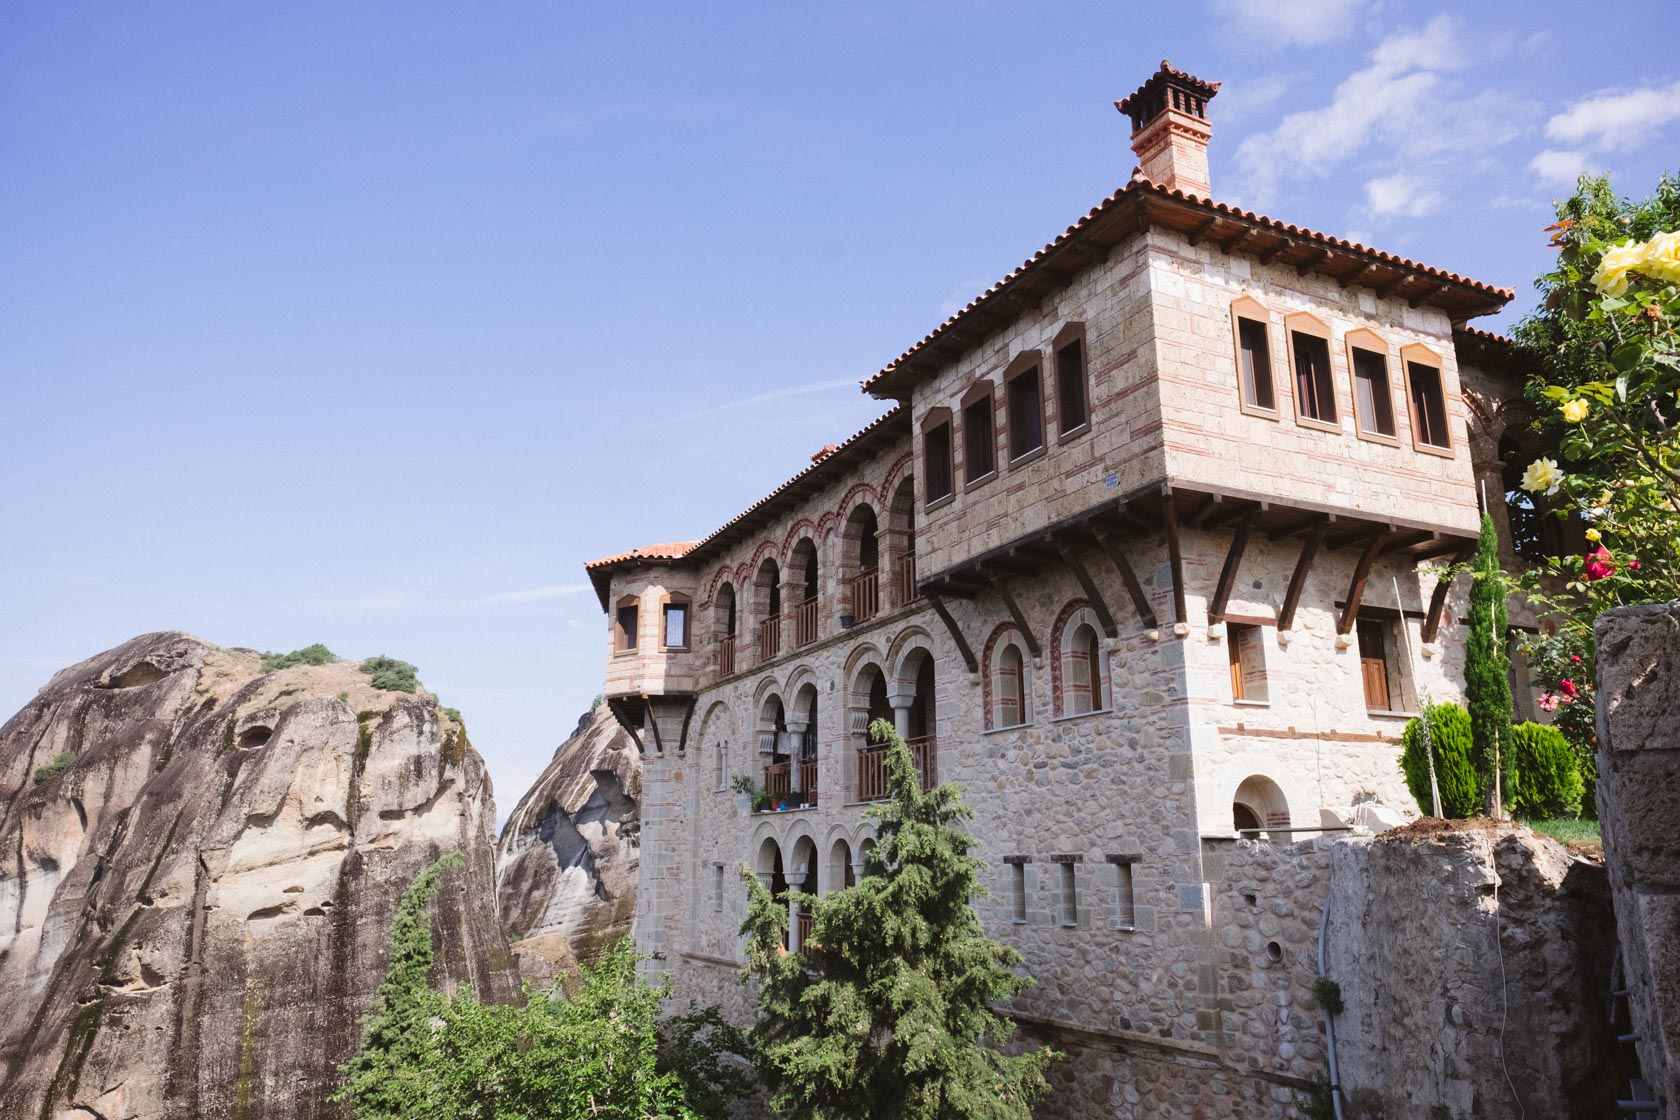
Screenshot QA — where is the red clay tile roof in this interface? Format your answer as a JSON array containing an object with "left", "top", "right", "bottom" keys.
[
  {"left": 1117, "top": 60, "right": 1220, "bottom": 117},
  {"left": 863, "top": 177, "right": 1515, "bottom": 397},
  {"left": 1453, "top": 325, "right": 1531, "bottom": 379},
  {"left": 584, "top": 542, "right": 699, "bottom": 570}
]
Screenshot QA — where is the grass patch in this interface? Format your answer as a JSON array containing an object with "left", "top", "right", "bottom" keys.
[
  {"left": 33, "top": 753, "right": 74, "bottom": 783},
  {"left": 359, "top": 655, "right": 418, "bottom": 693},
  {"left": 261, "top": 644, "right": 337, "bottom": 672},
  {"left": 1525, "top": 817, "right": 1601, "bottom": 846}
]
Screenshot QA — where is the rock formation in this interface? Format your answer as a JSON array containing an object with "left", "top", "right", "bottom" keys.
[
  {"left": 0, "top": 632, "right": 515, "bottom": 1120},
  {"left": 496, "top": 704, "right": 639, "bottom": 979}
]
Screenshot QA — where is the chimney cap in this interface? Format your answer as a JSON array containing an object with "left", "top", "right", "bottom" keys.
[{"left": 1115, "top": 60, "right": 1220, "bottom": 123}]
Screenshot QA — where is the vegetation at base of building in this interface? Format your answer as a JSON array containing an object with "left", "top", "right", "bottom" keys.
[
  {"left": 1463, "top": 513, "right": 1516, "bottom": 810},
  {"left": 1528, "top": 817, "right": 1603, "bottom": 847},
  {"left": 740, "top": 720, "right": 1059, "bottom": 1120},
  {"left": 260, "top": 644, "right": 337, "bottom": 672},
  {"left": 1296, "top": 1077, "right": 1336, "bottom": 1120},
  {"left": 359, "top": 656, "right": 419, "bottom": 693},
  {"left": 1310, "top": 977, "right": 1344, "bottom": 1016},
  {"left": 1510, "top": 174, "right": 1680, "bottom": 785},
  {"left": 1399, "top": 703, "right": 1482, "bottom": 818},
  {"left": 33, "top": 752, "right": 74, "bottom": 783},
  {"left": 1508, "top": 722, "right": 1587, "bottom": 819},
  {"left": 335, "top": 854, "right": 745, "bottom": 1119}
]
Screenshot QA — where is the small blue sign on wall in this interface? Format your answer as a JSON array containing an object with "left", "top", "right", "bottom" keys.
[{"left": 1104, "top": 473, "right": 1120, "bottom": 489}]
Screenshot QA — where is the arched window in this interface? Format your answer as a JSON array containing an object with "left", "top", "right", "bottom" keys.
[
  {"left": 887, "top": 476, "right": 919, "bottom": 606},
  {"left": 790, "top": 539, "right": 820, "bottom": 647},
  {"left": 714, "top": 581, "right": 738, "bottom": 675},
  {"left": 1063, "top": 622, "right": 1107, "bottom": 715},
  {"left": 843, "top": 505, "right": 881, "bottom": 624},
  {"left": 755, "top": 558, "right": 781, "bottom": 662},
  {"left": 995, "top": 643, "right": 1029, "bottom": 728},
  {"left": 1233, "top": 775, "right": 1290, "bottom": 836}
]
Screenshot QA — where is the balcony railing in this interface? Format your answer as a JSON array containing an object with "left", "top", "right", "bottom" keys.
[
  {"left": 795, "top": 596, "right": 818, "bottom": 647},
  {"left": 897, "top": 553, "right": 918, "bottom": 606},
  {"left": 796, "top": 909, "right": 814, "bottom": 950},
  {"left": 758, "top": 615, "right": 781, "bottom": 662},
  {"left": 856, "top": 734, "right": 936, "bottom": 802},
  {"left": 797, "top": 757, "right": 818, "bottom": 796},
  {"left": 716, "top": 634, "right": 736, "bottom": 677},
  {"left": 764, "top": 761, "right": 791, "bottom": 801},
  {"left": 851, "top": 568, "right": 880, "bottom": 624}
]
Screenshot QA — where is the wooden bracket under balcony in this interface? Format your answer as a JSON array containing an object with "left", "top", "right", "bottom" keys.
[
  {"left": 925, "top": 593, "right": 979, "bottom": 674},
  {"left": 1091, "top": 521, "right": 1159, "bottom": 631},
  {"left": 1338, "top": 528, "right": 1393, "bottom": 634},
  {"left": 1276, "top": 519, "right": 1328, "bottom": 632},
  {"left": 1422, "top": 546, "right": 1475, "bottom": 643},
  {"left": 1206, "top": 508, "right": 1259, "bottom": 626},
  {"left": 987, "top": 573, "right": 1043, "bottom": 659},
  {"left": 1054, "top": 543, "right": 1119, "bottom": 639}
]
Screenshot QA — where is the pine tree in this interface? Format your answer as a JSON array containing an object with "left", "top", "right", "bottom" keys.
[
  {"left": 1463, "top": 512, "right": 1515, "bottom": 814},
  {"left": 740, "top": 720, "right": 1059, "bottom": 1120}
]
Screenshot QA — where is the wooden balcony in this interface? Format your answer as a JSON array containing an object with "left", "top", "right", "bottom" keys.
[
  {"left": 716, "top": 634, "right": 736, "bottom": 677},
  {"left": 897, "top": 553, "right": 918, "bottom": 606},
  {"left": 851, "top": 568, "right": 880, "bottom": 624},
  {"left": 797, "top": 757, "right": 818, "bottom": 796},
  {"left": 758, "top": 615, "right": 781, "bottom": 662},
  {"left": 764, "top": 761, "right": 791, "bottom": 801},
  {"left": 795, "top": 596, "right": 818, "bottom": 647},
  {"left": 856, "top": 735, "right": 936, "bottom": 802},
  {"left": 796, "top": 909, "right": 814, "bottom": 950}
]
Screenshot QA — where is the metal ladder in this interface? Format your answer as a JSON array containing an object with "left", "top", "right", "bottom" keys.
[{"left": 1612, "top": 945, "right": 1660, "bottom": 1116}]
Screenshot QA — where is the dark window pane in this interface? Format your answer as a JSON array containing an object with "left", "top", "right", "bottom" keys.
[
  {"left": 1291, "top": 332, "right": 1337, "bottom": 424},
  {"left": 1351, "top": 348, "right": 1396, "bottom": 436},
  {"left": 1007, "top": 368, "right": 1043, "bottom": 459},
  {"left": 964, "top": 397, "right": 995, "bottom": 481},
  {"left": 617, "top": 605, "right": 638, "bottom": 650},
  {"left": 1056, "top": 339, "right": 1088, "bottom": 432},
  {"left": 1408, "top": 362, "right": 1450, "bottom": 447},
  {"left": 924, "top": 422, "right": 953, "bottom": 501},
  {"left": 1237, "top": 318, "right": 1275, "bottom": 411}
]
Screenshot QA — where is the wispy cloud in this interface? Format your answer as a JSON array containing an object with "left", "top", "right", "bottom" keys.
[
  {"left": 1530, "top": 79, "right": 1680, "bottom": 187},
  {"left": 649, "top": 378, "right": 861, "bottom": 426},
  {"left": 1211, "top": 0, "right": 1366, "bottom": 48},
  {"left": 463, "top": 584, "right": 592, "bottom": 608},
  {"left": 1363, "top": 172, "right": 1444, "bottom": 218}
]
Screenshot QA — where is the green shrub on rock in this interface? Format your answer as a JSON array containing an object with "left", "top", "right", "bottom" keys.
[
  {"left": 34, "top": 752, "right": 74, "bottom": 783},
  {"left": 261, "top": 644, "right": 337, "bottom": 672},
  {"left": 1509, "top": 721, "right": 1585, "bottom": 819},
  {"left": 1399, "top": 702, "right": 1483, "bottom": 818},
  {"left": 359, "top": 656, "right": 419, "bottom": 693}
]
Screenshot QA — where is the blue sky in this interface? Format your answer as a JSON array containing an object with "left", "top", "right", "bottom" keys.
[{"left": 4, "top": 2, "right": 1677, "bottom": 820}]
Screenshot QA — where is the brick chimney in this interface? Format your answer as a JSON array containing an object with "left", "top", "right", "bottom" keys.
[{"left": 1117, "top": 61, "right": 1220, "bottom": 198}]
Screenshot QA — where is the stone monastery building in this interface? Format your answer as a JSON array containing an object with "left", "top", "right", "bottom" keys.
[{"left": 587, "top": 63, "right": 1536, "bottom": 1117}]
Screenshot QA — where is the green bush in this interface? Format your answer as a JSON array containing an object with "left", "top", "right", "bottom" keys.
[
  {"left": 1399, "top": 702, "right": 1483, "bottom": 818},
  {"left": 359, "top": 656, "right": 419, "bottom": 694},
  {"left": 1509, "top": 721, "right": 1585, "bottom": 819},
  {"left": 262, "top": 644, "right": 338, "bottom": 672},
  {"left": 1311, "top": 977, "right": 1344, "bottom": 1016},
  {"left": 34, "top": 752, "right": 74, "bottom": 783}
]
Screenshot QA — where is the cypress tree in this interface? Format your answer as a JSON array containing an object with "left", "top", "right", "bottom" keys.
[
  {"left": 741, "top": 721, "right": 1059, "bottom": 1119},
  {"left": 1463, "top": 512, "right": 1515, "bottom": 814}
]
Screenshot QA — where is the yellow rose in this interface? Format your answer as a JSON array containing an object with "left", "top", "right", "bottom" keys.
[
  {"left": 1521, "top": 457, "right": 1564, "bottom": 496},
  {"left": 1585, "top": 527, "right": 1602, "bottom": 542},
  {"left": 1594, "top": 241, "right": 1640, "bottom": 297},
  {"left": 1561, "top": 399, "right": 1589, "bottom": 423},
  {"left": 1641, "top": 230, "right": 1680, "bottom": 284}
]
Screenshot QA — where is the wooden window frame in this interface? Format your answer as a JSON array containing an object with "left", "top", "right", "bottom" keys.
[
  {"left": 960, "top": 381, "right": 998, "bottom": 491},
  {"left": 614, "top": 595, "right": 639, "bottom": 655},
  {"left": 1345, "top": 328, "right": 1400, "bottom": 445},
  {"left": 1002, "top": 350, "right": 1047, "bottom": 467},
  {"left": 1401, "top": 343, "right": 1454, "bottom": 457},
  {"left": 1227, "top": 621, "right": 1270, "bottom": 705},
  {"left": 1285, "top": 312, "right": 1341, "bottom": 432},
  {"left": 1051, "top": 322, "right": 1091, "bottom": 442},
  {"left": 661, "top": 593, "right": 691, "bottom": 651},
  {"left": 921, "top": 407, "right": 955, "bottom": 510},
  {"left": 1229, "top": 297, "right": 1280, "bottom": 419}
]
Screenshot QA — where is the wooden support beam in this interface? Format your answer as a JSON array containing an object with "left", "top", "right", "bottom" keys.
[
  {"left": 1267, "top": 510, "right": 1330, "bottom": 541},
  {"left": 605, "top": 697, "right": 648, "bottom": 754},
  {"left": 1056, "top": 544, "right": 1119, "bottom": 638},
  {"left": 1204, "top": 500, "right": 1263, "bottom": 530},
  {"left": 1163, "top": 494, "right": 1188, "bottom": 625},
  {"left": 1412, "top": 538, "right": 1471, "bottom": 563},
  {"left": 1186, "top": 493, "right": 1222, "bottom": 529},
  {"left": 1092, "top": 524, "right": 1160, "bottom": 630},
  {"left": 1220, "top": 228, "right": 1257, "bottom": 255},
  {"left": 1337, "top": 528, "right": 1392, "bottom": 634},
  {"left": 1277, "top": 521, "right": 1328, "bottom": 632},
  {"left": 1409, "top": 283, "right": 1452, "bottom": 310},
  {"left": 1339, "top": 261, "right": 1380, "bottom": 289},
  {"left": 926, "top": 593, "right": 979, "bottom": 674},
  {"left": 642, "top": 695, "right": 665, "bottom": 753},
  {"left": 1420, "top": 547, "right": 1474, "bottom": 643},
  {"left": 1257, "top": 238, "right": 1293, "bottom": 265},
  {"left": 988, "top": 573, "right": 1043, "bottom": 659},
  {"left": 676, "top": 697, "right": 698, "bottom": 754},
  {"left": 1296, "top": 248, "right": 1331, "bottom": 276},
  {"left": 1186, "top": 216, "right": 1221, "bottom": 246},
  {"left": 1376, "top": 272, "right": 1411, "bottom": 299},
  {"left": 1380, "top": 529, "right": 1435, "bottom": 555},
  {"left": 1207, "top": 510, "right": 1259, "bottom": 625}
]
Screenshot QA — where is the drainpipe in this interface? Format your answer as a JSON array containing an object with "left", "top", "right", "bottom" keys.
[{"left": 1318, "top": 896, "right": 1346, "bottom": 1120}]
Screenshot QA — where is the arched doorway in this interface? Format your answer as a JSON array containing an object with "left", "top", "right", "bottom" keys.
[{"left": 1233, "top": 775, "right": 1289, "bottom": 836}]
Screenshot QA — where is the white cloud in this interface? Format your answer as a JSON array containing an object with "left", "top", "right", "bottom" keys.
[
  {"left": 1529, "top": 148, "right": 1597, "bottom": 188},
  {"left": 1544, "top": 80, "right": 1680, "bottom": 151},
  {"left": 1363, "top": 172, "right": 1444, "bottom": 218},
  {"left": 1230, "top": 16, "right": 1527, "bottom": 213},
  {"left": 1211, "top": 0, "right": 1366, "bottom": 48},
  {"left": 464, "top": 584, "right": 592, "bottom": 608},
  {"left": 1215, "top": 72, "right": 1299, "bottom": 128}
]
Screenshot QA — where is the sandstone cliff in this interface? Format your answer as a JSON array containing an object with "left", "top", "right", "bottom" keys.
[
  {"left": 496, "top": 704, "right": 639, "bottom": 977},
  {"left": 0, "top": 632, "right": 515, "bottom": 1120}
]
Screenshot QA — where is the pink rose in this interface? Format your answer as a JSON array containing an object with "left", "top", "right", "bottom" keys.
[
  {"left": 1583, "top": 546, "right": 1616, "bottom": 581},
  {"left": 1630, "top": 560, "right": 1642, "bottom": 571},
  {"left": 1538, "top": 693, "right": 1559, "bottom": 712}
]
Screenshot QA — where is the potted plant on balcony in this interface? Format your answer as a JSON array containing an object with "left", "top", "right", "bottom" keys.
[
  {"left": 775, "top": 795, "right": 795, "bottom": 812},
  {"left": 731, "top": 775, "right": 756, "bottom": 814},
  {"left": 753, "top": 789, "right": 772, "bottom": 813}
]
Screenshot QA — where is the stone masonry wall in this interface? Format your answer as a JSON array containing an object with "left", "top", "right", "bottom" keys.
[{"left": 1596, "top": 602, "right": 1680, "bottom": 1117}]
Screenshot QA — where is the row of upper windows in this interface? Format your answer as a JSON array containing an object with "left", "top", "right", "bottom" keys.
[
  {"left": 921, "top": 322, "right": 1091, "bottom": 508},
  {"left": 1230, "top": 298, "right": 1453, "bottom": 455},
  {"left": 614, "top": 596, "right": 689, "bottom": 654}
]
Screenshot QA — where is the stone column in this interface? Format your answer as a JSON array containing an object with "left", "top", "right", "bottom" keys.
[
  {"left": 1596, "top": 602, "right": 1680, "bottom": 1116},
  {"left": 889, "top": 697, "right": 913, "bottom": 741}
]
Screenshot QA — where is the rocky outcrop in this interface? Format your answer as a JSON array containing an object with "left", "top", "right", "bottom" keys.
[
  {"left": 0, "top": 633, "right": 515, "bottom": 1120},
  {"left": 496, "top": 705, "right": 639, "bottom": 976}
]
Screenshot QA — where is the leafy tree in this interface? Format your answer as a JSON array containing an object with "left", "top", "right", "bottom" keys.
[
  {"left": 1463, "top": 513, "right": 1515, "bottom": 813},
  {"left": 1508, "top": 722, "right": 1586, "bottom": 820},
  {"left": 1399, "top": 703, "right": 1482, "bottom": 819},
  {"left": 337, "top": 855, "right": 745, "bottom": 1119},
  {"left": 740, "top": 720, "right": 1058, "bottom": 1120}
]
